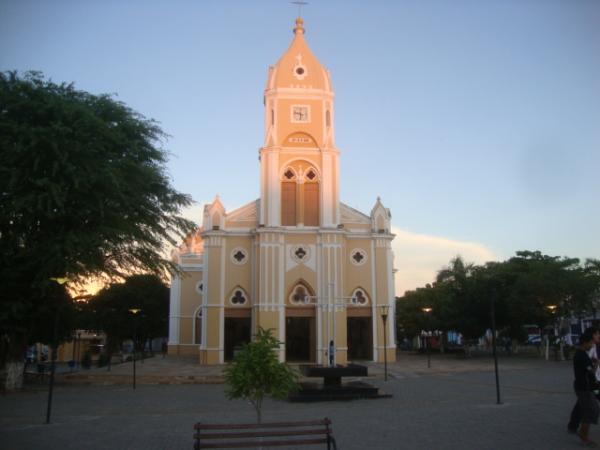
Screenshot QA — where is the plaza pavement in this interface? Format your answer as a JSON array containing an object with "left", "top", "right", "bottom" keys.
[{"left": 0, "top": 352, "right": 590, "bottom": 449}]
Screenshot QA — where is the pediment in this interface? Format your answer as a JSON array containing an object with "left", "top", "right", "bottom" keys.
[
  {"left": 226, "top": 199, "right": 259, "bottom": 223},
  {"left": 340, "top": 202, "right": 370, "bottom": 224}
]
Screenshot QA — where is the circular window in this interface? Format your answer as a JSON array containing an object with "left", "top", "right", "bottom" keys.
[
  {"left": 230, "top": 289, "right": 247, "bottom": 306},
  {"left": 293, "top": 65, "right": 307, "bottom": 80},
  {"left": 195, "top": 281, "right": 204, "bottom": 294},
  {"left": 351, "top": 289, "right": 369, "bottom": 306},
  {"left": 350, "top": 249, "right": 367, "bottom": 266},
  {"left": 289, "top": 285, "right": 310, "bottom": 305},
  {"left": 231, "top": 247, "right": 248, "bottom": 265},
  {"left": 291, "top": 245, "right": 310, "bottom": 264}
]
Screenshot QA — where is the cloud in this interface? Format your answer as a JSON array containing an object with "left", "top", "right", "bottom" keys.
[
  {"left": 179, "top": 203, "right": 204, "bottom": 227},
  {"left": 391, "top": 226, "right": 497, "bottom": 296}
]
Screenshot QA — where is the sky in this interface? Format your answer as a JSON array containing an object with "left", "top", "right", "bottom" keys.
[{"left": 1, "top": 0, "right": 599, "bottom": 295}]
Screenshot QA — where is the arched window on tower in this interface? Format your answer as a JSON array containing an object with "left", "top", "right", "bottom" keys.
[
  {"left": 281, "top": 168, "right": 297, "bottom": 226},
  {"left": 281, "top": 164, "right": 320, "bottom": 227},
  {"left": 303, "top": 167, "right": 319, "bottom": 226},
  {"left": 326, "top": 110, "right": 331, "bottom": 127}
]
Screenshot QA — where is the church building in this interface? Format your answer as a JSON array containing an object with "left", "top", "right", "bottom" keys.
[{"left": 168, "top": 18, "right": 396, "bottom": 365}]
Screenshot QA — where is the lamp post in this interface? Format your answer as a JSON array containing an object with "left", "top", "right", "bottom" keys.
[
  {"left": 129, "top": 308, "right": 142, "bottom": 390},
  {"left": 490, "top": 291, "right": 501, "bottom": 405},
  {"left": 46, "top": 276, "right": 69, "bottom": 424},
  {"left": 422, "top": 307, "right": 432, "bottom": 368},
  {"left": 381, "top": 305, "right": 389, "bottom": 381},
  {"left": 70, "top": 331, "right": 77, "bottom": 372},
  {"left": 76, "top": 331, "right": 81, "bottom": 368},
  {"left": 304, "top": 284, "right": 356, "bottom": 367},
  {"left": 546, "top": 305, "right": 558, "bottom": 361}
]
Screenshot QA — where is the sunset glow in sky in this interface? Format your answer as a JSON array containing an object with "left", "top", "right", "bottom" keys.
[{"left": 2, "top": 0, "right": 599, "bottom": 294}]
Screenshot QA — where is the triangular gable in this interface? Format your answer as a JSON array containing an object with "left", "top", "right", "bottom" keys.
[
  {"left": 226, "top": 199, "right": 259, "bottom": 223},
  {"left": 340, "top": 202, "right": 370, "bottom": 224}
]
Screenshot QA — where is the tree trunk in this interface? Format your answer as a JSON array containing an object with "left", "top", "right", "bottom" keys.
[
  {"left": 1, "top": 360, "right": 25, "bottom": 391},
  {"left": 1, "top": 333, "right": 28, "bottom": 392},
  {"left": 463, "top": 342, "right": 471, "bottom": 358}
]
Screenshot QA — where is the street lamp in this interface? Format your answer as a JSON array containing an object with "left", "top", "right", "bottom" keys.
[
  {"left": 76, "top": 331, "right": 81, "bottom": 369},
  {"left": 129, "top": 308, "right": 142, "bottom": 390},
  {"left": 46, "top": 276, "right": 70, "bottom": 424},
  {"left": 422, "top": 307, "right": 432, "bottom": 368},
  {"left": 303, "top": 283, "right": 356, "bottom": 367},
  {"left": 490, "top": 291, "right": 502, "bottom": 405},
  {"left": 380, "top": 305, "right": 390, "bottom": 382},
  {"left": 546, "top": 304, "right": 558, "bottom": 361}
]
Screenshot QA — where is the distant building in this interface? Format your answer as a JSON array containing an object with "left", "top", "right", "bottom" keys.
[{"left": 168, "top": 18, "right": 396, "bottom": 365}]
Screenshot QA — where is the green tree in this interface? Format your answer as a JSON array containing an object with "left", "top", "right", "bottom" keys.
[
  {"left": 86, "top": 274, "right": 169, "bottom": 359},
  {"left": 436, "top": 256, "right": 488, "bottom": 344},
  {"left": 0, "top": 71, "right": 196, "bottom": 388},
  {"left": 224, "top": 327, "right": 298, "bottom": 423},
  {"left": 396, "top": 284, "right": 438, "bottom": 341}
]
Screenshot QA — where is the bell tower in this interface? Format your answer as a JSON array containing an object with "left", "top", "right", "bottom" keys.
[{"left": 259, "top": 18, "right": 340, "bottom": 228}]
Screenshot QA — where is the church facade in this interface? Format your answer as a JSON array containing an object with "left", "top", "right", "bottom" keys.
[{"left": 168, "top": 18, "right": 396, "bottom": 365}]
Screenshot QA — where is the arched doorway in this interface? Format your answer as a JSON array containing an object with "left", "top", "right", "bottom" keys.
[
  {"left": 347, "top": 288, "right": 373, "bottom": 361},
  {"left": 224, "top": 287, "right": 251, "bottom": 361},
  {"left": 285, "top": 283, "right": 316, "bottom": 362}
]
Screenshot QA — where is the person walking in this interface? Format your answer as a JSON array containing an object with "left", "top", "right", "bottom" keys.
[
  {"left": 569, "top": 327, "right": 600, "bottom": 434},
  {"left": 570, "top": 328, "right": 600, "bottom": 446}
]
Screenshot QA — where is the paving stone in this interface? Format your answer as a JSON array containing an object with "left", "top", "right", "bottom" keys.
[{"left": 0, "top": 353, "right": 586, "bottom": 449}]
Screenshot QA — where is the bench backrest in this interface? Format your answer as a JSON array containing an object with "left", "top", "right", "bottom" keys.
[{"left": 193, "top": 418, "right": 336, "bottom": 449}]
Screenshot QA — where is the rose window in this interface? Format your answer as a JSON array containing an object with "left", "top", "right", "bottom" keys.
[
  {"left": 230, "top": 290, "right": 247, "bottom": 305},
  {"left": 290, "top": 285, "right": 310, "bottom": 305},
  {"left": 295, "top": 247, "right": 307, "bottom": 260},
  {"left": 231, "top": 247, "right": 248, "bottom": 265},
  {"left": 351, "top": 249, "right": 367, "bottom": 266}
]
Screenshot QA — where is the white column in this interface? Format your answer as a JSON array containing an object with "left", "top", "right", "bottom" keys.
[
  {"left": 321, "top": 152, "right": 333, "bottom": 227},
  {"left": 267, "top": 151, "right": 280, "bottom": 226},
  {"left": 370, "top": 239, "right": 378, "bottom": 361},
  {"left": 168, "top": 276, "right": 181, "bottom": 345},
  {"left": 316, "top": 234, "right": 323, "bottom": 365},
  {"left": 386, "top": 242, "right": 397, "bottom": 348},
  {"left": 259, "top": 149, "right": 267, "bottom": 225},
  {"left": 201, "top": 251, "right": 210, "bottom": 350},
  {"left": 219, "top": 242, "right": 226, "bottom": 364},
  {"left": 278, "top": 234, "right": 285, "bottom": 362},
  {"left": 334, "top": 153, "right": 340, "bottom": 224}
]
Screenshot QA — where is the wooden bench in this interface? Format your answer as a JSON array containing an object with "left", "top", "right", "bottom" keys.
[{"left": 193, "top": 418, "right": 337, "bottom": 449}]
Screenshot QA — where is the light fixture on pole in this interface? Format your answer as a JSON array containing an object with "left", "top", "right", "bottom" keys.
[
  {"left": 422, "top": 307, "right": 433, "bottom": 369},
  {"left": 129, "top": 308, "right": 142, "bottom": 390},
  {"left": 490, "top": 291, "right": 502, "bottom": 404},
  {"left": 304, "top": 285, "right": 357, "bottom": 367},
  {"left": 380, "top": 304, "right": 389, "bottom": 381},
  {"left": 546, "top": 304, "right": 558, "bottom": 360},
  {"left": 46, "top": 276, "right": 69, "bottom": 424}
]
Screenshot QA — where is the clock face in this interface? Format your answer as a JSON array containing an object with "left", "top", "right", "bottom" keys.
[{"left": 292, "top": 106, "right": 309, "bottom": 122}]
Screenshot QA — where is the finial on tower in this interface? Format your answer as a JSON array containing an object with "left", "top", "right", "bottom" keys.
[
  {"left": 294, "top": 17, "right": 305, "bottom": 34},
  {"left": 291, "top": 1, "right": 308, "bottom": 34}
]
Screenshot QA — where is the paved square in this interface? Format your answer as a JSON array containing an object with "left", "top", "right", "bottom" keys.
[{"left": 0, "top": 355, "right": 589, "bottom": 449}]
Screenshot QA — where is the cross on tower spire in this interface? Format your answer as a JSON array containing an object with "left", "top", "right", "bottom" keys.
[{"left": 291, "top": 1, "right": 308, "bottom": 18}]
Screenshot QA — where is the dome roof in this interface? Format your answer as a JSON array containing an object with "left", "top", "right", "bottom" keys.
[{"left": 266, "top": 18, "right": 332, "bottom": 92}]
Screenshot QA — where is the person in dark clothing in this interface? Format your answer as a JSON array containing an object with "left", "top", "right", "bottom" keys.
[
  {"left": 571, "top": 328, "right": 600, "bottom": 446},
  {"left": 569, "top": 327, "right": 600, "bottom": 434}
]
